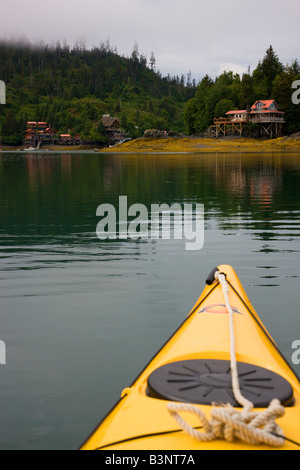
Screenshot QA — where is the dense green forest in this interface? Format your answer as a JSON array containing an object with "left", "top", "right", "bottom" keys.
[
  {"left": 0, "top": 40, "right": 195, "bottom": 145},
  {"left": 184, "top": 46, "right": 300, "bottom": 135},
  {"left": 0, "top": 41, "right": 299, "bottom": 145}
]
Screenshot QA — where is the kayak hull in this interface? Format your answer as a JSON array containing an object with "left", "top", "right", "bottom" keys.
[{"left": 81, "top": 265, "right": 300, "bottom": 450}]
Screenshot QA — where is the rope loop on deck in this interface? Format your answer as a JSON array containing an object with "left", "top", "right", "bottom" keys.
[
  {"left": 167, "top": 271, "right": 286, "bottom": 447},
  {"left": 167, "top": 399, "right": 285, "bottom": 446}
]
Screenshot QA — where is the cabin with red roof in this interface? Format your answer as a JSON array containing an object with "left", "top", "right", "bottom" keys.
[
  {"left": 249, "top": 100, "right": 285, "bottom": 123},
  {"left": 24, "top": 121, "right": 81, "bottom": 147},
  {"left": 60, "top": 134, "right": 72, "bottom": 144},
  {"left": 225, "top": 100, "right": 285, "bottom": 124},
  {"left": 210, "top": 100, "right": 285, "bottom": 138},
  {"left": 225, "top": 109, "right": 248, "bottom": 122}
]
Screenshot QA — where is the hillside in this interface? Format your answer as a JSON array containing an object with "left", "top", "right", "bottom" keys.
[
  {"left": 0, "top": 40, "right": 196, "bottom": 145},
  {"left": 0, "top": 42, "right": 300, "bottom": 146}
]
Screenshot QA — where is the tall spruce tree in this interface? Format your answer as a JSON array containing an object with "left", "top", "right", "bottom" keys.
[{"left": 253, "top": 45, "right": 284, "bottom": 97}]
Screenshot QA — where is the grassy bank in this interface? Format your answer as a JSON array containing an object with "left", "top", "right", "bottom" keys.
[
  {"left": 2, "top": 135, "right": 300, "bottom": 154},
  {"left": 100, "top": 135, "right": 300, "bottom": 154}
]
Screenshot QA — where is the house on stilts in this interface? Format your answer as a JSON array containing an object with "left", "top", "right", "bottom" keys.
[
  {"left": 208, "top": 100, "right": 285, "bottom": 138},
  {"left": 101, "top": 114, "right": 130, "bottom": 146}
]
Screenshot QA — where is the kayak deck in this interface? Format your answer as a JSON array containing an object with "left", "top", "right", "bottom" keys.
[{"left": 81, "top": 265, "right": 300, "bottom": 450}]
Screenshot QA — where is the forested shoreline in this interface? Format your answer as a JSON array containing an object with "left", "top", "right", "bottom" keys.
[
  {"left": 0, "top": 41, "right": 299, "bottom": 145},
  {"left": 0, "top": 40, "right": 195, "bottom": 145},
  {"left": 184, "top": 46, "right": 300, "bottom": 136}
]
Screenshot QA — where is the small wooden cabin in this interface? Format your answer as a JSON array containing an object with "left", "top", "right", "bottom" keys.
[
  {"left": 225, "top": 110, "right": 249, "bottom": 122},
  {"left": 101, "top": 114, "right": 120, "bottom": 130}
]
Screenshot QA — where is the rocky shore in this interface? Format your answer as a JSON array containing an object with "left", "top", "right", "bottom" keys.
[
  {"left": 1, "top": 133, "right": 300, "bottom": 154},
  {"left": 100, "top": 133, "right": 300, "bottom": 154}
]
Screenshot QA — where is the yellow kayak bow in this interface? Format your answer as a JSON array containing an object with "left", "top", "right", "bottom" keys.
[{"left": 81, "top": 265, "right": 300, "bottom": 450}]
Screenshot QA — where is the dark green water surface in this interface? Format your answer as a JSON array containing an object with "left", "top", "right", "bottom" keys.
[{"left": 0, "top": 151, "right": 299, "bottom": 449}]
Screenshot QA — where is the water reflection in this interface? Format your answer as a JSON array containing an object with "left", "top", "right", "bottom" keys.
[
  {"left": 1, "top": 152, "right": 300, "bottom": 235},
  {"left": 1, "top": 151, "right": 300, "bottom": 285},
  {"left": 1, "top": 151, "right": 300, "bottom": 281},
  {"left": 1, "top": 151, "right": 300, "bottom": 450}
]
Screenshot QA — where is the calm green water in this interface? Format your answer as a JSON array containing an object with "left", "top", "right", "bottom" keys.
[{"left": 0, "top": 151, "right": 299, "bottom": 449}]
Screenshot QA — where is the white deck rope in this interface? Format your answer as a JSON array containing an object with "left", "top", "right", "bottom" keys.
[{"left": 167, "top": 271, "right": 286, "bottom": 447}]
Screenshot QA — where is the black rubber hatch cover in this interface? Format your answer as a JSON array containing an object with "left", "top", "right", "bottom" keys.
[{"left": 147, "top": 359, "right": 294, "bottom": 408}]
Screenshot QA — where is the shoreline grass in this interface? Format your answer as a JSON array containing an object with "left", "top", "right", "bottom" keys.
[
  {"left": 1, "top": 135, "right": 300, "bottom": 154},
  {"left": 99, "top": 135, "right": 300, "bottom": 154}
]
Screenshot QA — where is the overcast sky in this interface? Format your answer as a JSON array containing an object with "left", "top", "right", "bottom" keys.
[{"left": 1, "top": 0, "right": 300, "bottom": 81}]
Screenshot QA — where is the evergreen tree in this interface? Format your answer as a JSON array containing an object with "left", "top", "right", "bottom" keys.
[
  {"left": 149, "top": 52, "right": 156, "bottom": 72},
  {"left": 253, "top": 45, "right": 284, "bottom": 97},
  {"left": 272, "top": 72, "right": 300, "bottom": 133},
  {"left": 0, "top": 39, "right": 193, "bottom": 143},
  {"left": 240, "top": 73, "right": 255, "bottom": 110},
  {"left": 184, "top": 46, "right": 299, "bottom": 135},
  {"left": 0, "top": 41, "right": 299, "bottom": 142},
  {"left": 214, "top": 98, "right": 234, "bottom": 118},
  {"left": 1, "top": 109, "right": 22, "bottom": 144},
  {"left": 184, "top": 75, "right": 214, "bottom": 133}
]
